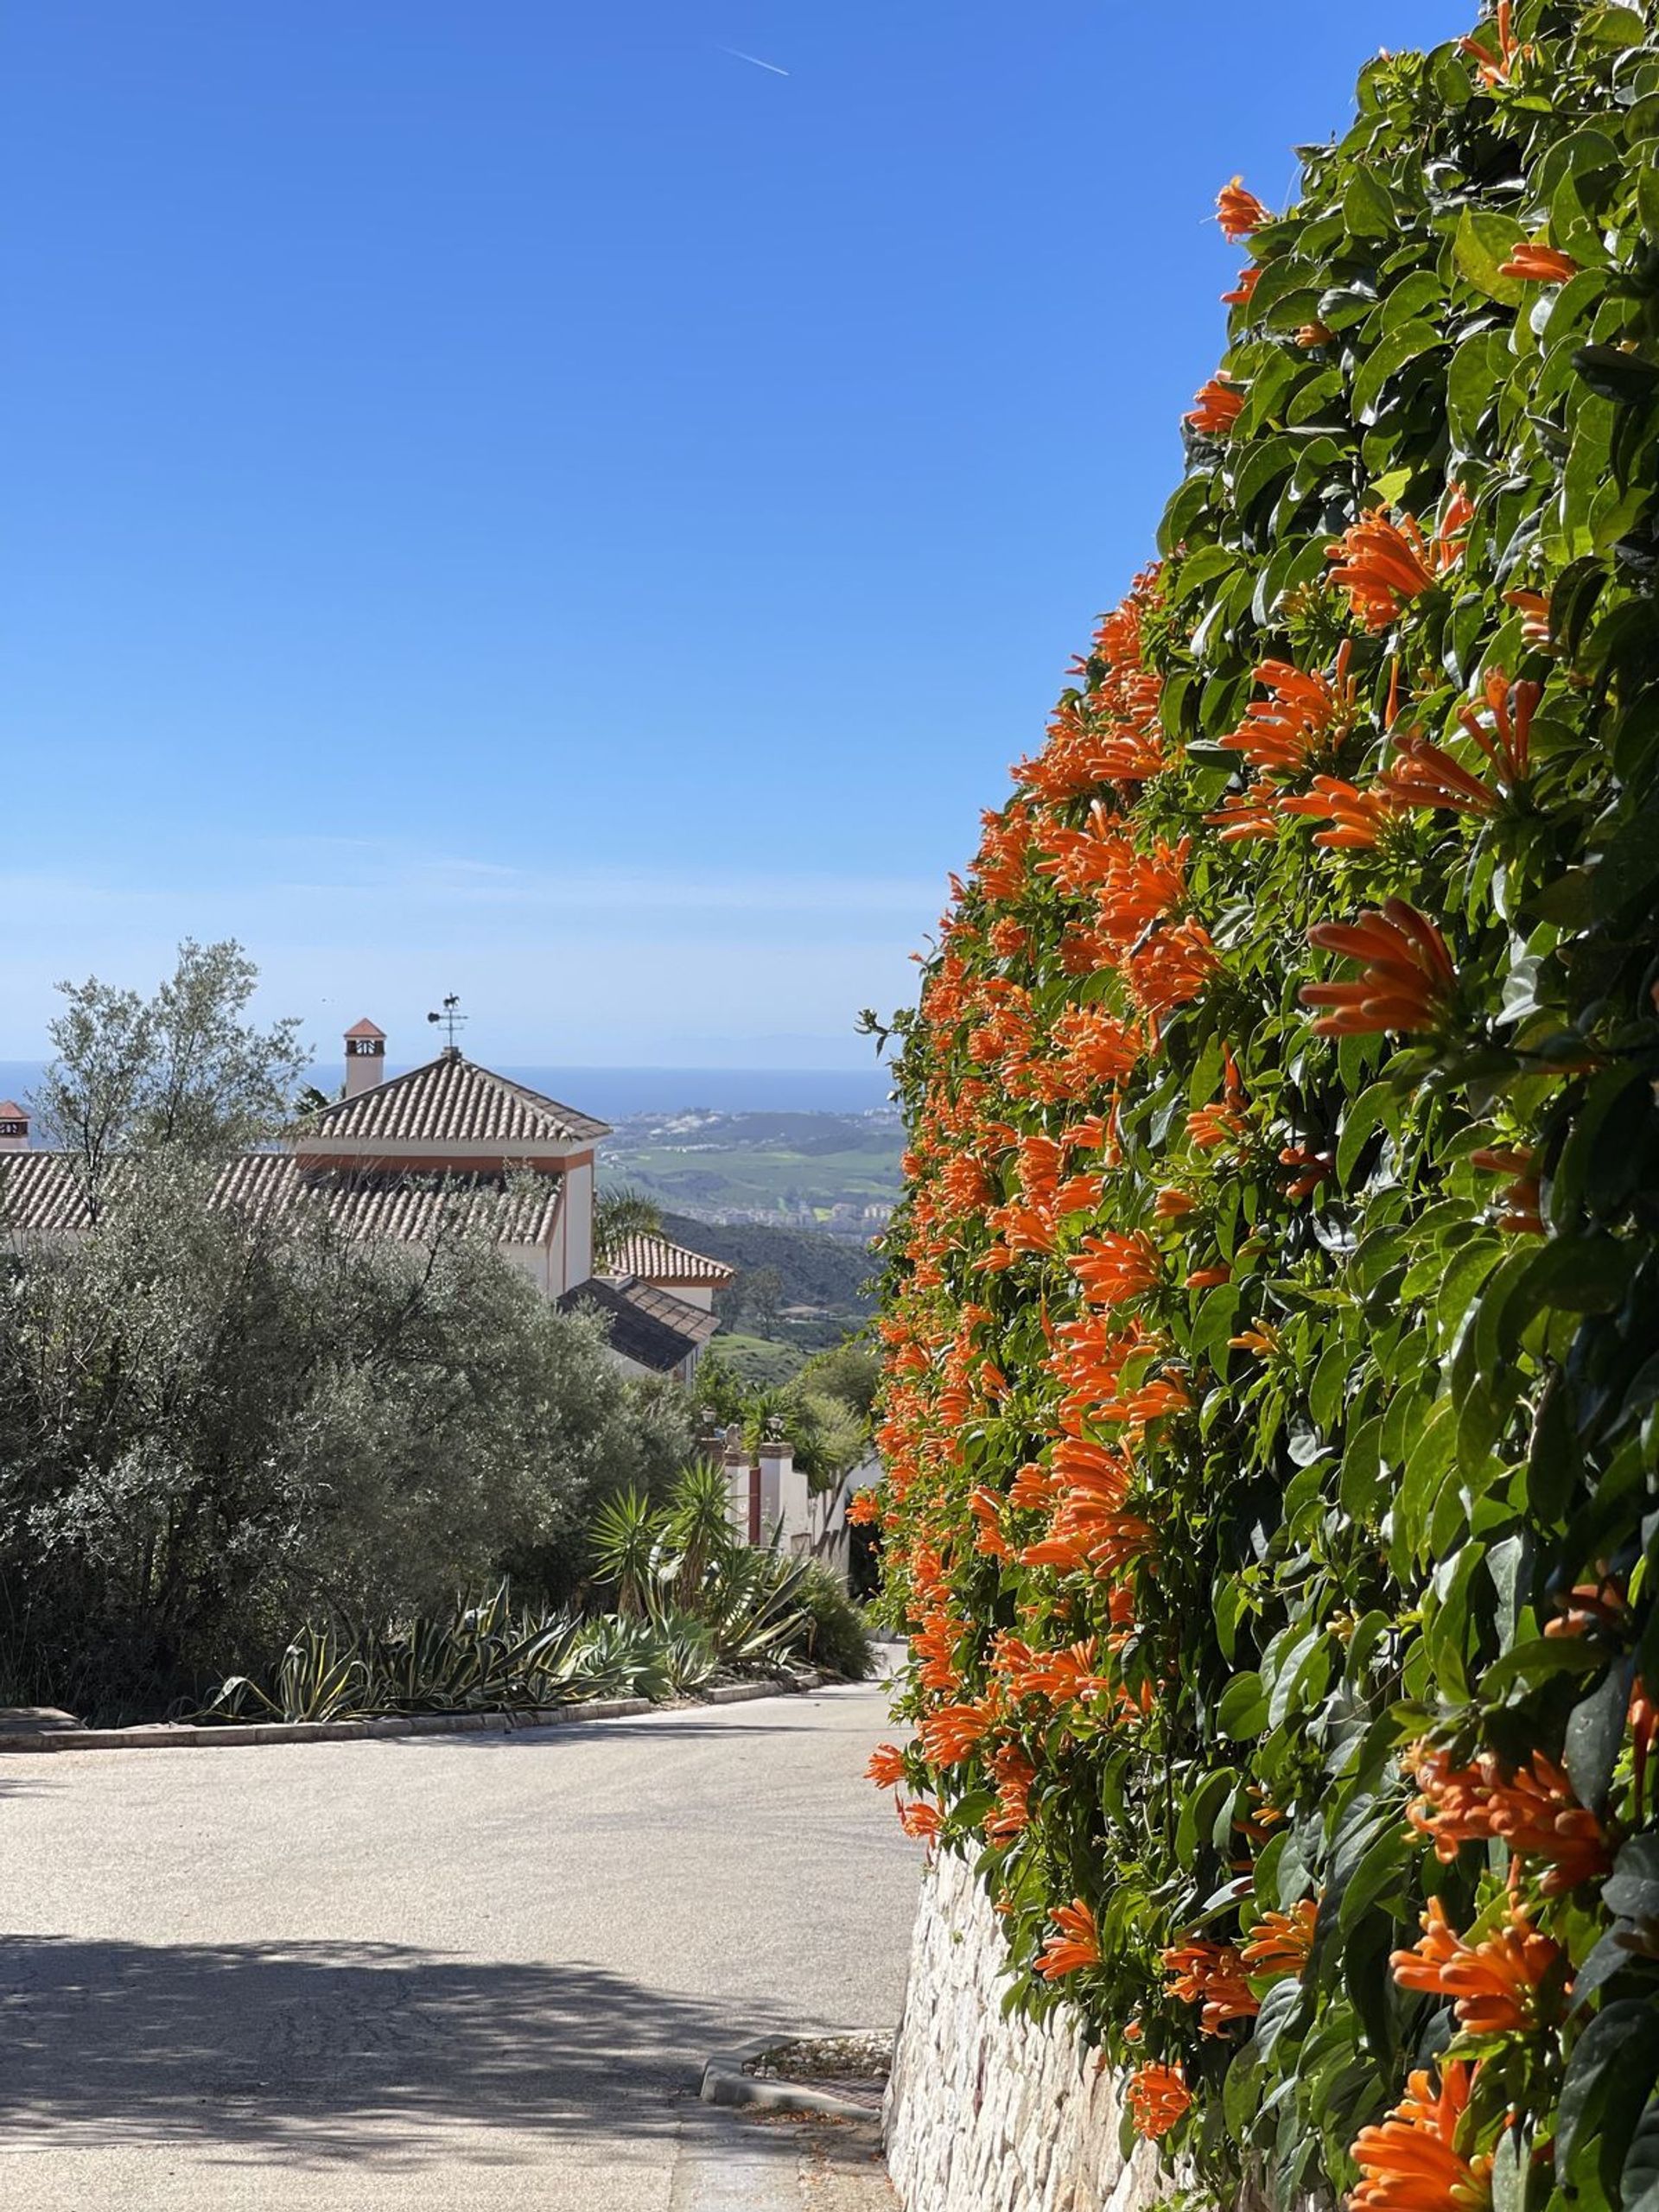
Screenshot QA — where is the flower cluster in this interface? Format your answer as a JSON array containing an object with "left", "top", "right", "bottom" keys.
[{"left": 871, "top": 7, "right": 1659, "bottom": 2207}]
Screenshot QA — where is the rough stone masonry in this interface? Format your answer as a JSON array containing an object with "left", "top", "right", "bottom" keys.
[{"left": 883, "top": 1850, "right": 1168, "bottom": 2212}]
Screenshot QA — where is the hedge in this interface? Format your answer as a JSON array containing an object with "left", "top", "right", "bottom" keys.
[{"left": 863, "top": 6, "right": 1659, "bottom": 2208}]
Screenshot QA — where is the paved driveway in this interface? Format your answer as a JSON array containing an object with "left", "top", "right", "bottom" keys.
[{"left": 0, "top": 1684, "right": 920, "bottom": 2209}]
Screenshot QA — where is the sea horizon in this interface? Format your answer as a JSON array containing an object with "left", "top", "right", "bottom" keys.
[{"left": 0, "top": 1059, "right": 898, "bottom": 1126}]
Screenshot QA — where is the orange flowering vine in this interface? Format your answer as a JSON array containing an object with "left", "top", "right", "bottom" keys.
[
  {"left": 1498, "top": 238, "right": 1577, "bottom": 284},
  {"left": 1350, "top": 2061, "right": 1492, "bottom": 2212},
  {"left": 1217, "top": 175, "right": 1270, "bottom": 239},
  {"left": 1036, "top": 1898, "right": 1102, "bottom": 1979},
  {"left": 1127, "top": 2062, "right": 1192, "bottom": 2140},
  {"left": 1301, "top": 900, "right": 1459, "bottom": 1039},
  {"left": 1389, "top": 1897, "right": 1563, "bottom": 2035},
  {"left": 1327, "top": 488, "right": 1471, "bottom": 631},
  {"left": 1188, "top": 374, "right": 1245, "bottom": 436},
  {"left": 1405, "top": 1744, "right": 1612, "bottom": 1894}
]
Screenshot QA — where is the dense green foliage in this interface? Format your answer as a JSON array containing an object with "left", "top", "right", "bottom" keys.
[
  {"left": 871, "top": 8, "right": 1659, "bottom": 2207},
  {"left": 663, "top": 1211, "right": 879, "bottom": 1317},
  {"left": 0, "top": 950, "right": 690, "bottom": 1721}
]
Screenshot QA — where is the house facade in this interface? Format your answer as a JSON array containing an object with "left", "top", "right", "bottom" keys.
[{"left": 0, "top": 1024, "right": 734, "bottom": 1384}]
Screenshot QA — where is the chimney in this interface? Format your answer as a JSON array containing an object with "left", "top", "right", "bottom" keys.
[
  {"left": 0, "top": 1101, "right": 29, "bottom": 1154},
  {"left": 343, "top": 1019, "right": 387, "bottom": 1097}
]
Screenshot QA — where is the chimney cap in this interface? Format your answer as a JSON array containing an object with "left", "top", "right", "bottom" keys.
[
  {"left": 344, "top": 1019, "right": 386, "bottom": 1041},
  {"left": 0, "top": 1101, "right": 27, "bottom": 1120}
]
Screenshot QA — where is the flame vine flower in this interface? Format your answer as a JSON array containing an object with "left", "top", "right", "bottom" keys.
[{"left": 870, "top": 10, "right": 1659, "bottom": 2207}]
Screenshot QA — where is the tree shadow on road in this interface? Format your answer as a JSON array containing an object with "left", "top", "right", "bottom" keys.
[{"left": 0, "top": 1933, "right": 793, "bottom": 2171}]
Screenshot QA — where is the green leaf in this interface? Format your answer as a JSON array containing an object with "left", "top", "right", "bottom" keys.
[
  {"left": 1557, "top": 2001, "right": 1659, "bottom": 2202},
  {"left": 1575, "top": 345, "right": 1659, "bottom": 406},
  {"left": 1603, "top": 1835, "right": 1659, "bottom": 1923},
  {"left": 1453, "top": 208, "right": 1529, "bottom": 307},
  {"left": 1622, "top": 2098, "right": 1659, "bottom": 2212},
  {"left": 1351, "top": 321, "right": 1446, "bottom": 422},
  {"left": 1217, "top": 1671, "right": 1268, "bottom": 1739},
  {"left": 1448, "top": 328, "right": 1513, "bottom": 449},
  {"left": 1344, "top": 166, "right": 1395, "bottom": 239},
  {"left": 1565, "top": 1662, "right": 1630, "bottom": 1820}
]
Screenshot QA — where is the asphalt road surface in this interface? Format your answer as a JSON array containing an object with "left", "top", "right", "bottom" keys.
[{"left": 0, "top": 1684, "right": 921, "bottom": 2209}]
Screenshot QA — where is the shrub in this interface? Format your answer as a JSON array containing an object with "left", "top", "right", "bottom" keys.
[
  {"left": 791, "top": 1563, "right": 875, "bottom": 1681},
  {"left": 870, "top": 7, "right": 1659, "bottom": 2207},
  {"left": 0, "top": 1159, "right": 692, "bottom": 1719}
]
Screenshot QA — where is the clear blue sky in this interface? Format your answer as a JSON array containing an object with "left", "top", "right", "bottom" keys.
[{"left": 2, "top": 0, "right": 1471, "bottom": 1071}]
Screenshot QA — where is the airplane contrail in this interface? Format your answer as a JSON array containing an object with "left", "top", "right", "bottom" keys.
[{"left": 721, "top": 46, "right": 790, "bottom": 76}]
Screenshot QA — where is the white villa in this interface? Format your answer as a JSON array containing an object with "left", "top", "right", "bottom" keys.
[{"left": 0, "top": 1020, "right": 734, "bottom": 1385}]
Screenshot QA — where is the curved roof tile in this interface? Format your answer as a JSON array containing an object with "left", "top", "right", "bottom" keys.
[{"left": 298, "top": 1053, "right": 609, "bottom": 1147}]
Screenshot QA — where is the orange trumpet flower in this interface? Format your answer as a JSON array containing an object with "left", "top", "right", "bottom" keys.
[
  {"left": 1187, "top": 374, "right": 1245, "bottom": 435},
  {"left": 1240, "top": 1900, "right": 1318, "bottom": 1979},
  {"left": 1462, "top": 1, "right": 1529, "bottom": 85},
  {"left": 1380, "top": 671, "right": 1538, "bottom": 816},
  {"left": 1164, "top": 1939, "right": 1260, "bottom": 2033},
  {"left": 1222, "top": 264, "right": 1261, "bottom": 308},
  {"left": 1069, "top": 1230, "right": 1161, "bottom": 1307},
  {"left": 1499, "top": 238, "right": 1578, "bottom": 284},
  {"left": 1470, "top": 1144, "right": 1541, "bottom": 1234},
  {"left": 866, "top": 1743, "right": 907, "bottom": 1789},
  {"left": 1406, "top": 1744, "right": 1611, "bottom": 1894},
  {"left": 896, "top": 1797, "right": 943, "bottom": 1842},
  {"left": 1327, "top": 490, "right": 1471, "bottom": 631},
  {"left": 1278, "top": 776, "right": 1402, "bottom": 849},
  {"left": 1036, "top": 1898, "right": 1101, "bottom": 1980},
  {"left": 1351, "top": 2061, "right": 1491, "bottom": 2212},
  {"left": 1223, "top": 645, "right": 1357, "bottom": 774},
  {"left": 1217, "top": 175, "right": 1270, "bottom": 239},
  {"left": 1206, "top": 780, "right": 1281, "bottom": 842},
  {"left": 1301, "top": 899, "right": 1458, "bottom": 1039},
  {"left": 1128, "top": 2062, "right": 1192, "bottom": 2140},
  {"left": 1389, "top": 1897, "right": 1562, "bottom": 2035},
  {"left": 919, "top": 1698, "right": 996, "bottom": 1767}
]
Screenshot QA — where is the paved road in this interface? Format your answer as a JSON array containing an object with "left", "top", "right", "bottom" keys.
[{"left": 0, "top": 1685, "right": 920, "bottom": 2210}]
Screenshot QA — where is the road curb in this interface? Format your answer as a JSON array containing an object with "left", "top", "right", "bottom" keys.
[
  {"left": 0, "top": 1675, "right": 823, "bottom": 1755},
  {"left": 698, "top": 2034, "right": 889, "bottom": 2125}
]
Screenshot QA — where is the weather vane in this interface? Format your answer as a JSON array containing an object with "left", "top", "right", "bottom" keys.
[{"left": 426, "top": 994, "right": 467, "bottom": 1049}]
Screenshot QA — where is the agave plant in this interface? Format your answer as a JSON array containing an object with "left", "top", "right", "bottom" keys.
[
  {"left": 647, "top": 1607, "right": 719, "bottom": 1694},
  {"left": 697, "top": 1543, "right": 813, "bottom": 1669},
  {"left": 206, "top": 1624, "right": 368, "bottom": 1723}
]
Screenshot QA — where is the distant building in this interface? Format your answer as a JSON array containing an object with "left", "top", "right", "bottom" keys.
[{"left": 0, "top": 1022, "right": 734, "bottom": 1386}]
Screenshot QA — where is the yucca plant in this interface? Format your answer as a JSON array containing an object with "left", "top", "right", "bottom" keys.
[{"left": 588, "top": 1489, "right": 664, "bottom": 1618}]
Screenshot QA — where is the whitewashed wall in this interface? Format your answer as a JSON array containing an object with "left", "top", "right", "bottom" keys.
[{"left": 884, "top": 1850, "right": 1171, "bottom": 2212}]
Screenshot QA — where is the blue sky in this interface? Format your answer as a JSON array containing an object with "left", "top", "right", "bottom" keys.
[{"left": 2, "top": 0, "right": 1471, "bottom": 1071}]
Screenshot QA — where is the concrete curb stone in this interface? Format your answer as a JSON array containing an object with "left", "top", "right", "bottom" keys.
[
  {"left": 698, "top": 2033, "right": 889, "bottom": 2126},
  {"left": 0, "top": 1672, "right": 824, "bottom": 1755}
]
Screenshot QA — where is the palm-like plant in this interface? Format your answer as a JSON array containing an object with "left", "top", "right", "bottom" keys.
[
  {"left": 593, "top": 1185, "right": 664, "bottom": 1268},
  {"left": 664, "top": 1457, "right": 734, "bottom": 1606},
  {"left": 589, "top": 1489, "right": 662, "bottom": 1617}
]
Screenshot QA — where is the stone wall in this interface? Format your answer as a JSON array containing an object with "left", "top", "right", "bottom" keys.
[{"left": 883, "top": 1850, "right": 1169, "bottom": 2212}]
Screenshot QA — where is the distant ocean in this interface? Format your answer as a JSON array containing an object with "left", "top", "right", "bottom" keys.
[{"left": 0, "top": 1060, "right": 897, "bottom": 1127}]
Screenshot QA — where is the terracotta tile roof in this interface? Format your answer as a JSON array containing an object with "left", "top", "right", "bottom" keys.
[
  {"left": 602, "top": 1231, "right": 733, "bottom": 1287},
  {"left": 0, "top": 1152, "right": 94, "bottom": 1235},
  {"left": 0, "top": 1152, "right": 563, "bottom": 1246},
  {"left": 344, "top": 1018, "right": 386, "bottom": 1039},
  {"left": 217, "top": 1156, "right": 565, "bottom": 1243},
  {"left": 0, "top": 1101, "right": 29, "bottom": 1121},
  {"left": 297, "top": 1052, "right": 610, "bottom": 1147},
  {"left": 557, "top": 1277, "right": 712, "bottom": 1372}
]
